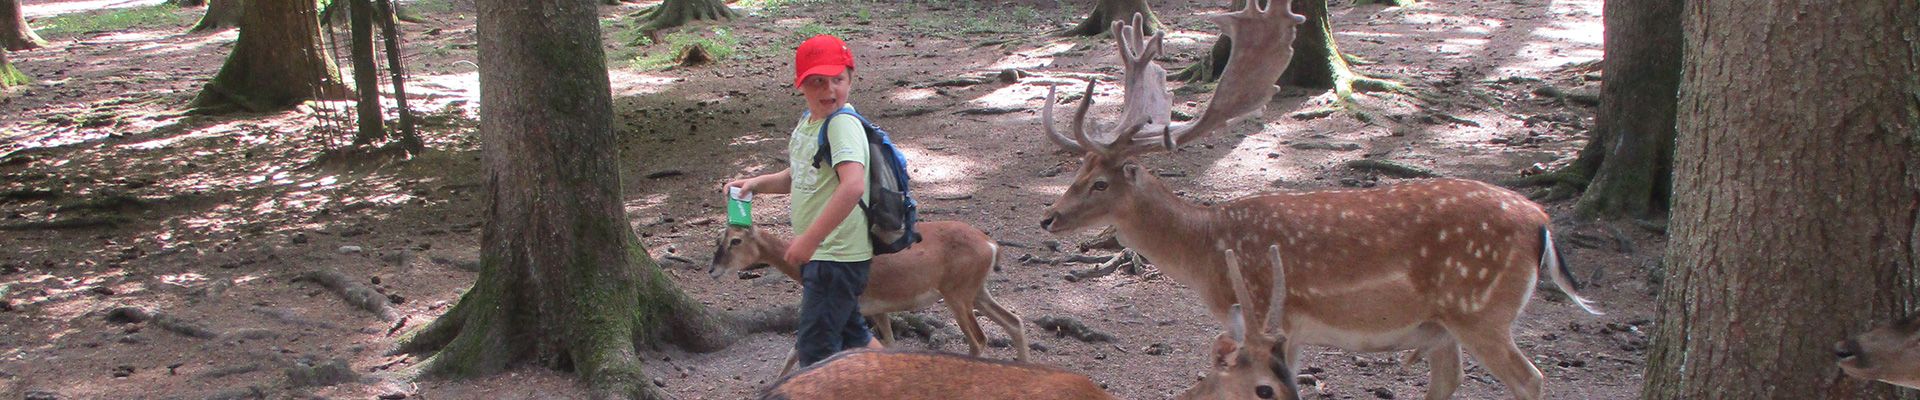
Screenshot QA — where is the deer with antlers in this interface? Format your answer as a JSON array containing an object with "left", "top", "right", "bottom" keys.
[{"left": 1034, "top": 2, "right": 1600, "bottom": 399}]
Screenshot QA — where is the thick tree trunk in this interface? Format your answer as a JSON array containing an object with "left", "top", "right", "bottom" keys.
[
  {"left": 2, "top": 0, "right": 46, "bottom": 51},
  {"left": 1568, "top": 0, "right": 1680, "bottom": 220},
  {"left": 394, "top": 0, "right": 740, "bottom": 397},
  {"left": 189, "top": 0, "right": 347, "bottom": 113},
  {"left": 0, "top": 49, "right": 25, "bottom": 89},
  {"left": 170, "top": 0, "right": 207, "bottom": 7},
  {"left": 1642, "top": 1, "right": 1920, "bottom": 399},
  {"left": 1277, "top": 0, "right": 1397, "bottom": 99},
  {"left": 188, "top": 0, "right": 244, "bottom": 33},
  {"left": 635, "top": 0, "right": 736, "bottom": 33},
  {"left": 1057, "top": 0, "right": 1158, "bottom": 37}
]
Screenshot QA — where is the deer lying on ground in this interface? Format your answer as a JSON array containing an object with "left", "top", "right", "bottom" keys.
[
  {"left": 758, "top": 349, "right": 1116, "bottom": 400},
  {"left": 1177, "top": 247, "right": 1303, "bottom": 400},
  {"left": 1033, "top": 3, "right": 1600, "bottom": 399},
  {"left": 709, "top": 220, "right": 1027, "bottom": 375},
  {"left": 1836, "top": 313, "right": 1920, "bottom": 389}
]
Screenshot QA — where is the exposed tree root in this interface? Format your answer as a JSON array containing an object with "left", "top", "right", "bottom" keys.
[
  {"left": 1504, "top": 167, "right": 1591, "bottom": 203},
  {"left": 633, "top": 0, "right": 737, "bottom": 35},
  {"left": 1055, "top": 0, "right": 1158, "bottom": 37},
  {"left": 297, "top": 269, "right": 397, "bottom": 321}
]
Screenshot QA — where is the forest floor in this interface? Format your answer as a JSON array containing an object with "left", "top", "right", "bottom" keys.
[{"left": 0, "top": 0, "right": 1660, "bottom": 398}]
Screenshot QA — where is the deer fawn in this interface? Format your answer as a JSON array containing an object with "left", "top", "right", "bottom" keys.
[
  {"left": 759, "top": 349, "right": 1117, "bottom": 400},
  {"left": 1836, "top": 313, "right": 1920, "bottom": 389},
  {"left": 1033, "top": 3, "right": 1599, "bottom": 399},
  {"left": 709, "top": 220, "right": 1028, "bottom": 375},
  {"left": 1177, "top": 247, "right": 1303, "bottom": 400}
]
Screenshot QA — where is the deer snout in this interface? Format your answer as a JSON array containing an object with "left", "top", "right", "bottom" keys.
[
  {"left": 1836, "top": 338, "right": 1864, "bottom": 364},
  {"left": 1040, "top": 214, "right": 1057, "bottom": 231}
]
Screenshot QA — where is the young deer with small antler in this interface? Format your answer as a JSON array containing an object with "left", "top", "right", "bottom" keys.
[
  {"left": 710, "top": 220, "right": 1028, "bottom": 375},
  {"left": 1033, "top": 3, "right": 1600, "bottom": 399},
  {"left": 1836, "top": 313, "right": 1920, "bottom": 389}
]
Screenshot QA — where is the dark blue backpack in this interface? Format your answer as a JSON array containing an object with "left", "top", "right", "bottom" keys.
[{"left": 812, "top": 109, "right": 920, "bottom": 255}]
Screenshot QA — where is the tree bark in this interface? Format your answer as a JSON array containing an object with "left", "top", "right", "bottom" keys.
[
  {"left": 170, "top": 0, "right": 207, "bottom": 7},
  {"left": 1642, "top": 1, "right": 1920, "bottom": 399},
  {"left": 189, "top": 0, "right": 347, "bottom": 113},
  {"left": 635, "top": 0, "right": 736, "bottom": 33},
  {"left": 1278, "top": 0, "right": 1397, "bottom": 98},
  {"left": 189, "top": 0, "right": 244, "bottom": 33},
  {"left": 348, "top": 0, "right": 386, "bottom": 146},
  {"left": 1057, "top": 0, "right": 1158, "bottom": 37},
  {"left": 1562, "top": 0, "right": 1681, "bottom": 220},
  {"left": 0, "top": 48, "right": 26, "bottom": 89},
  {"left": 2, "top": 0, "right": 46, "bottom": 51},
  {"left": 395, "top": 0, "right": 741, "bottom": 397}
]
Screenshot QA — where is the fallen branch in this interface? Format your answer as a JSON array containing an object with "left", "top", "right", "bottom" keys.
[
  {"left": 1033, "top": 316, "right": 1114, "bottom": 343},
  {"left": 154, "top": 313, "right": 220, "bottom": 339},
  {"left": 1346, "top": 159, "right": 1440, "bottom": 178}
]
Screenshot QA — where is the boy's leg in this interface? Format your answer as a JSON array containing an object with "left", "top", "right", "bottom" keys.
[
  {"left": 795, "top": 261, "right": 861, "bottom": 367},
  {"left": 836, "top": 260, "right": 874, "bottom": 350}
]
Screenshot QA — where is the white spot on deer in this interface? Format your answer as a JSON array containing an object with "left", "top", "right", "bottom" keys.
[
  {"left": 1477, "top": 268, "right": 1490, "bottom": 279},
  {"left": 1481, "top": 221, "right": 1490, "bottom": 231},
  {"left": 1458, "top": 267, "right": 1470, "bottom": 278},
  {"left": 1419, "top": 247, "right": 1430, "bottom": 257}
]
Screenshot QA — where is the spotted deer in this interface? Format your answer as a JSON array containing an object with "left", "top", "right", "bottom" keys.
[
  {"left": 1836, "top": 313, "right": 1920, "bottom": 389},
  {"left": 1032, "top": 3, "right": 1600, "bottom": 399},
  {"left": 759, "top": 348, "right": 1116, "bottom": 400},
  {"left": 1178, "top": 247, "right": 1302, "bottom": 400},
  {"left": 709, "top": 220, "right": 1028, "bottom": 375}
]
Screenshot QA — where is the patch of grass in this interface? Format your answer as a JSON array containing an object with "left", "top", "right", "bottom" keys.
[
  {"left": 629, "top": 27, "right": 740, "bottom": 71},
  {"left": 403, "top": 0, "right": 458, "bottom": 15},
  {"left": 36, "top": 4, "right": 195, "bottom": 38}
]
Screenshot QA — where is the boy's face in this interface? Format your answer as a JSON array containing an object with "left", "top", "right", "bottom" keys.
[{"left": 798, "top": 71, "right": 852, "bottom": 118}]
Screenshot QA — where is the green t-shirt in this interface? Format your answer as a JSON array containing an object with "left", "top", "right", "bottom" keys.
[{"left": 788, "top": 106, "right": 873, "bottom": 262}]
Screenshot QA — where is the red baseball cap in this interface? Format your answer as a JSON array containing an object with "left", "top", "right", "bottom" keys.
[{"left": 794, "top": 35, "right": 855, "bottom": 88}]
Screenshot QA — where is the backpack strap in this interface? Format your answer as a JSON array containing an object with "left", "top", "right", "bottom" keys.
[{"left": 811, "top": 110, "right": 866, "bottom": 169}]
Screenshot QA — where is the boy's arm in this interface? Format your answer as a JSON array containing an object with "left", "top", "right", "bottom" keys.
[
  {"left": 784, "top": 161, "right": 865, "bottom": 266},
  {"left": 727, "top": 169, "right": 792, "bottom": 195}
]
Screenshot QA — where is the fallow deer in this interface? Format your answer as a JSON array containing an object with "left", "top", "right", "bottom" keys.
[
  {"left": 1032, "top": 3, "right": 1601, "bottom": 399},
  {"left": 758, "top": 348, "right": 1117, "bottom": 400},
  {"left": 709, "top": 220, "right": 1028, "bottom": 375},
  {"left": 1836, "top": 313, "right": 1920, "bottom": 389},
  {"left": 1177, "top": 247, "right": 1302, "bottom": 400}
]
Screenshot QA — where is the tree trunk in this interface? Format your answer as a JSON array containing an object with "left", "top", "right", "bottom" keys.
[
  {"left": 1566, "top": 0, "right": 1681, "bottom": 220},
  {"left": 170, "top": 0, "right": 207, "bottom": 7},
  {"left": 189, "top": 0, "right": 244, "bottom": 33},
  {"left": 2, "top": 0, "right": 45, "bottom": 51},
  {"left": 189, "top": 0, "right": 347, "bottom": 113},
  {"left": 635, "top": 0, "right": 736, "bottom": 33},
  {"left": 1057, "top": 0, "right": 1158, "bottom": 37},
  {"left": 1642, "top": 1, "right": 1920, "bottom": 399},
  {"left": 394, "top": 0, "right": 742, "bottom": 397},
  {"left": 1275, "top": 0, "right": 1397, "bottom": 101},
  {"left": 0, "top": 48, "right": 25, "bottom": 89},
  {"left": 348, "top": 0, "right": 386, "bottom": 146}
]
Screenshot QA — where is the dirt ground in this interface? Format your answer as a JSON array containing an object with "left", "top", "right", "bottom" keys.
[{"left": 0, "top": 0, "right": 1661, "bottom": 398}]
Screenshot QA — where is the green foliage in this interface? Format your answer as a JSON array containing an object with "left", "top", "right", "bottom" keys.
[
  {"left": 629, "top": 27, "right": 740, "bottom": 71},
  {"left": 36, "top": 5, "right": 195, "bottom": 38},
  {"left": 790, "top": 22, "right": 842, "bottom": 42},
  {"left": 0, "top": 62, "right": 27, "bottom": 88}
]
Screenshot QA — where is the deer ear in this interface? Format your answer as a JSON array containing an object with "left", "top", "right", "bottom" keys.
[
  {"left": 1122, "top": 163, "right": 1145, "bottom": 182},
  {"left": 1212, "top": 333, "right": 1240, "bottom": 367}
]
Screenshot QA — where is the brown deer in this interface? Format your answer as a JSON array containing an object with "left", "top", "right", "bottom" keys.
[
  {"left": 1836, "top": 313, "right": 1920, "bottom": 389},
  {"left": 758, "top": 349, "right": 1117, "bottom": 400},
  {"left": 709, "top": 220, "right": 1028, "bottom": 375},
  {"left": 1032, "top": 3, "right": 1601, "bottom": 399},
  {"left": 1177, "top": 247, "right": 1303, "bottom": 400}
]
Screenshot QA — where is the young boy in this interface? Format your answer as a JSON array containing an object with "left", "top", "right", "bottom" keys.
[{"left": 724, "top": 34, "right": 876, "bottom": 368}]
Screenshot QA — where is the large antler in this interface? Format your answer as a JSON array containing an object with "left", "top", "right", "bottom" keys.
[{"left": 1041, "top": 0, "right": 1306, "bottom": 156}]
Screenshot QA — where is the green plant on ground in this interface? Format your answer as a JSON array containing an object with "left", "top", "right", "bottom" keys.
[
  {"left": 37, "top": 5, "right": 194, "bottom": 38},
  {"left": 630, "top": 27, "right": 740, "bottom": 71}
]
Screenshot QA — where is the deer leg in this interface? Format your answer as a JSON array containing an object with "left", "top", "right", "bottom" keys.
[
  {"left": 975, "top": 288, "right": 1029, "bottom": 361},
  {"left": 779, "top": 348, "right": 800, "bottom": 376},
  {"left": 870, "top": 313, "right": 897, "bottom": 346},
  {"left": 1451, "top": 326, "right": 1543, "bottom": 400},
  {"left": 945, "top": 296, "right": 989, "bottom": 357},
  {"left": 1424, "top": 337, "right": 1464, "bottom": 400}
]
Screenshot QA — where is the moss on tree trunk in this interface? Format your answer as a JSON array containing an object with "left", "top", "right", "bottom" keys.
[
  {"left": 634, "top": 0, "right": 735, "bottom": 33},
  {"left": 0, "top": 49, "right": 25, "bottom": 89},
  {"left": 1279, "top": 0, "right": 1401, "bottom": 103},
  {"left": 2, "top": 0, "right": 45, "bottom": 51},
  {"left": 1643, "top": 1, "right": 1920, "bottom": 398},
  {"left": 1057, "top": 0, "right": 1159, "bottom": 37}
]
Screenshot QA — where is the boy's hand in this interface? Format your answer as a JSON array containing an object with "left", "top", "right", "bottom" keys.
[{"left": 784, "top": 236, "right": 820, "bottom": 267}]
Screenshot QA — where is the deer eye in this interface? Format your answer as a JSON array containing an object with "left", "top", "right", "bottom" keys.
[
  {"left": 1256, "top": 385, "right": 1275, "bottom": 399},
  {"left": 729, "top": 238, "right": 742, "bottom": 246},
  {"left": 1091, "top": 181, "right": 1110, "bottom": 191}
]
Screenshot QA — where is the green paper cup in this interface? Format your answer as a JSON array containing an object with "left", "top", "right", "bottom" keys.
[{"left": 726, "top": 187, "right": 753, "bottom": 227}]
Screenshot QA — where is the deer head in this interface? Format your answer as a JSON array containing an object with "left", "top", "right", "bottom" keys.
[
  {"left": 1178, "top": 247, "right": 1299, "bottom": 400},
  {"left": 1837, "top": 313, "right": 1920, "bottom": 389},
  {"left": 1039, "top": 0, "right": 1306, "bottom": 233},
  {"left": 709, "top": 225, "right": 777, "bottom": 280}
]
